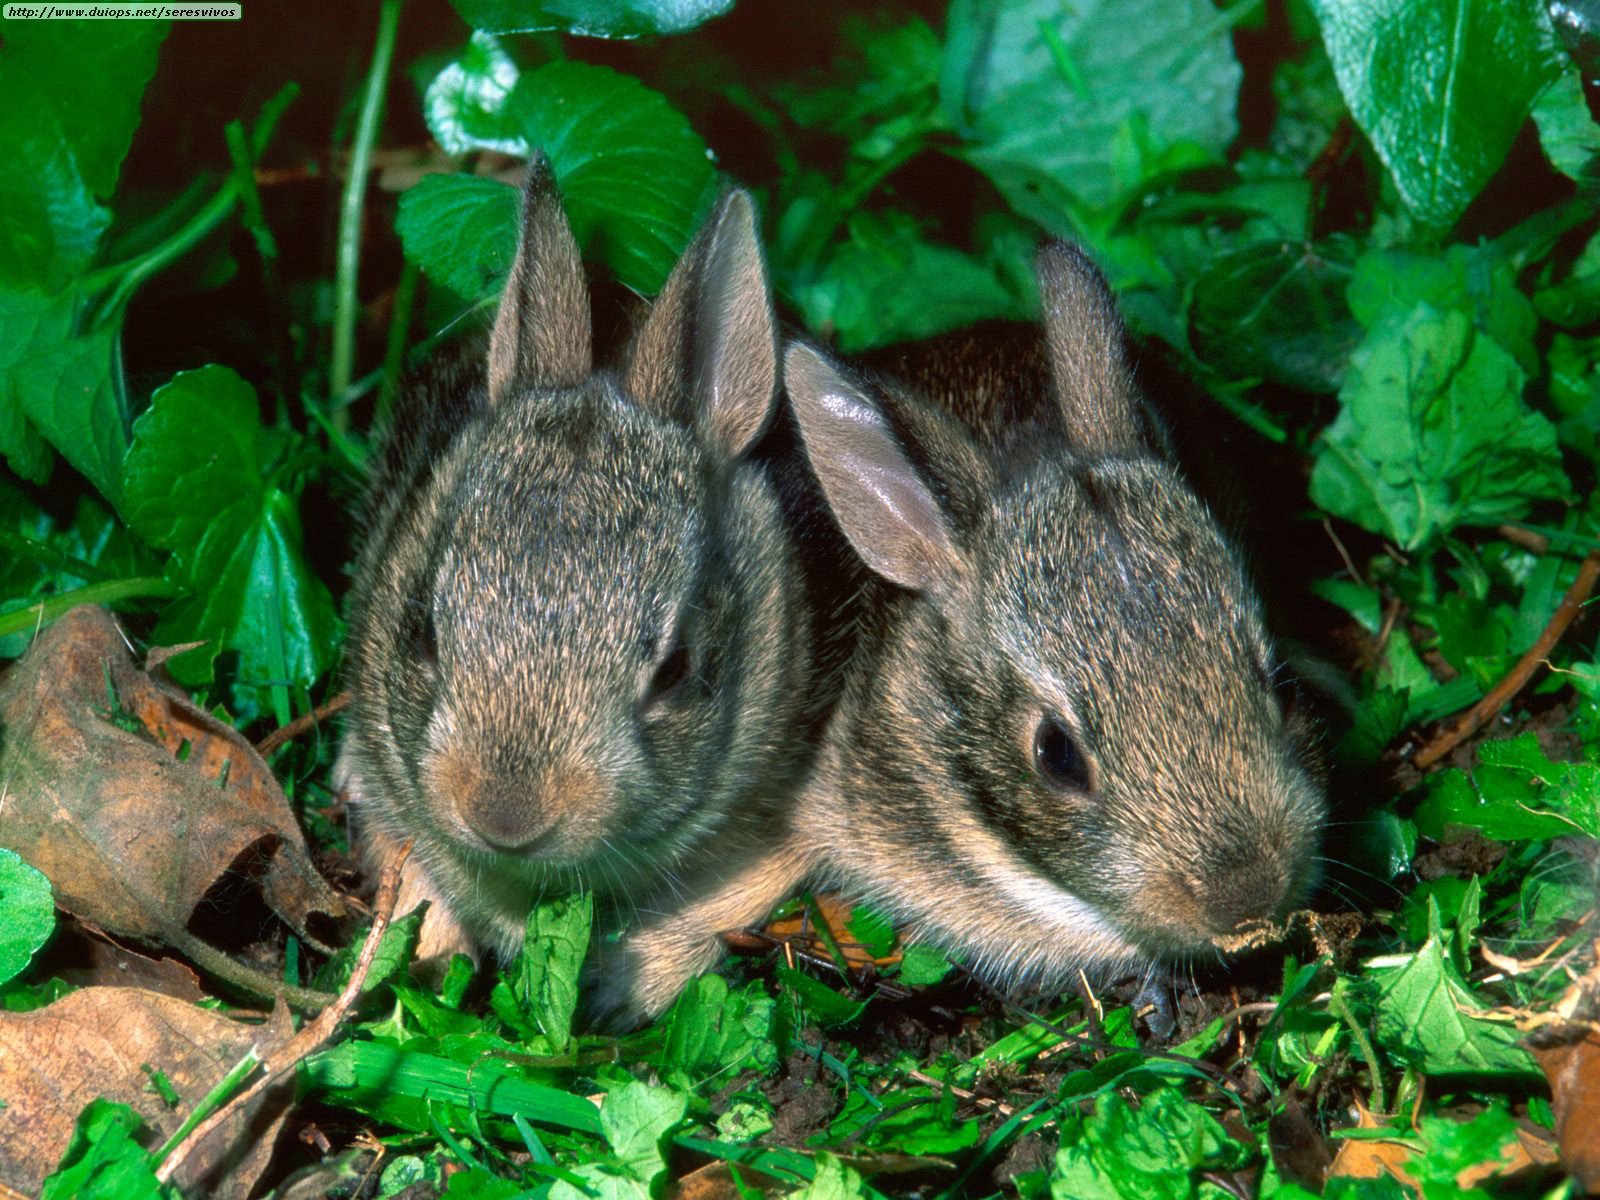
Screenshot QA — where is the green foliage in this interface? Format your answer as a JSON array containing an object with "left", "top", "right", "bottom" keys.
[
  {"left": 0, "top": 847, "right": 54, "bottom": 986},
  {"left": 9, "top": 0, "right": 1600, "bottom": 1193}
]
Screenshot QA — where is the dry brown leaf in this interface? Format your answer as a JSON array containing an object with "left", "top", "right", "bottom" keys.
[
  {"left": 1532, "top": 1029, "right": 1600, "bottom": 1191},
  {"left": 0, "top": 605, "right": 347, "bottom": 951},
  {"left": 0, "top": 986, "right": 293, "bottom": 1198},
  {"left": 760, "top": 893, "right": 899, "bottom": 971}
]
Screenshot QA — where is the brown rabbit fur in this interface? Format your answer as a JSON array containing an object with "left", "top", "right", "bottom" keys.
[
  {"left": 338, "top": 160, "right": 826, "bottom": 1020},
  {"left": 624, "top": 242, "right": 1325, "bottom": 1000}
]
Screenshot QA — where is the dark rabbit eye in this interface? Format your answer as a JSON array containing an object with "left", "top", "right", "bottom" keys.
[
  {"left": 408, "top": 601, "right": 438, "bottom": 666},
  {"left": 1033, "top": 715, "right": 1089, "bottom": 791},
  {"left": 641, "top": 635, "right": 690, "bottom": 712}
]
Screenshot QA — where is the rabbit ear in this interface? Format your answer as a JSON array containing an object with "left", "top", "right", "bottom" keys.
[
  {"left": 787, "top": 342, "right": 964, "bottom": 596},
  {"left": 626, "top": 189, "right": 777, "bottom": 457},
  {"left": 1036, "top": 241, "right": 1140, "bottom": 455},
  {"left": 487, "top": 154, "right": 592, "bottom": 403}
]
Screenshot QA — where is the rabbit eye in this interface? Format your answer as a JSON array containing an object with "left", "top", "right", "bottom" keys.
[
  {"left": 641, "top": 635, "right": 690, "bottom": 713},
  {"left": 1033, "top": 715, "right": 1089, "bottom": 791}
]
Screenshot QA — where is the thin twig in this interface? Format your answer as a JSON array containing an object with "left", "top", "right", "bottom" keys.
[
  {"left": 1412, "top": 550, "right": 1600, "bottom": 769},
  {"left": 1322, "top": 517, "right": 1365, "bottom": 586},
  {"left": 154, "top": 839, "right": 412, "bottom": 1185},
  {"left": 255, "top": 691, "right": 353, "bottom": 756}
]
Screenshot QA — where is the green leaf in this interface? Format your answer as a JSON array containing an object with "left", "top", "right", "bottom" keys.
[
  {"left": 1188, "top": 238, "right": 1361, "bottom": 393},
  {"left": 777, "top": 967, "right": 867, "bottom": 1028},
  {"left": 657, "top": 974, "right": 777, "bottom": 1083},
  {"left": 943, "top": 0, "right": 1242, "bottom": 220},
  {"left": 1405, "top": 1107, "right": 1523, "bottom": 1193},
  {"left": 507, "top": 891, "right": 592, "bottom": 1054},
  {"left": 0, "top": 286, "right": 127, "bottom": 502},
  {"left": 302, "top": 1037, "right": 603, "bottom": 1134},
  {"left": 0, "top": 19, "right": 166, "bottom": 289},
  {"left": 1309, "top": 304, "right": 1567, "bottom": 550},
  {"left": 1307, "top": 0, "right": 1564, "bottom": 230},
  {"left": 897, "top": 943, "right": 954, "bottom": 987},
  {"left": 505, "top": 60, "right": 716, "bottom": 293},
  {"left": 448, "top": 0, "right": 732, "bottom": 38},
  {"left": 39, "top": 1100, "right": 165, "bottom": 1200},
  {"left": 121, "top": 365, "right": 338, "bottom": 689},
  {"left": 791, "top": 210, "right": 1025, "bottom": 351},
  {"left": 0, "top": 847, "right": 54, "bottom": 986},
  {"left": 425, "top": 31, "right": 526, "bottom": 156},
  {"left": 846, "top": 903, "right": 895, "bottom": 959},
  {"left": 601, "top": 1079, "right": 688, "bottom": 1185},
  {"left": 1533, "top": 68, "right": 1600, "bottom": 184},
  {"left": 1049, "top": 1087, "right": 1251, "bottom": 1199},
  {"left": 1372, "top": 915, "right": 1537, "bottom": 1077},
  {"left": 396, "top": 175, "right": 519, "bottom": 302},
  {"left": 314, "top": 910, "right": 422, "bottom": 996},
  {"left": 1414, "top": 734, "right": 1600, "bottom": 840},
  {"left": 792, "top": 1154, "right": 870, "bottom": 1200}
]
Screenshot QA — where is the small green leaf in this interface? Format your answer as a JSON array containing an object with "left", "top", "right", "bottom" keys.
[
  {"left": 506, "top": 60, "right": 716, "bottom": 293},
  {"left": 1049, "top": 1086, "right": 1251, "bottom": 1199},
  {"left": 602, "top": 1079, "right": 689, "bottom": 1185},
  {"left": 793, "top": 1154, "right": 870, "bottom": 1200},
  {"left": 121, "top": 365, "right": 339, "bottom": 689},
  {"left": 1534, "top": 68, "right": 1600, "bottom": 184},
  {"left": 425, "top": 31, "right": 526, "bottom": 156},
  {"left": 845, "top": 903, "right": 895, "bottom": 959},
  {"left": 396, "top": 175, "right": 519, "bottom": 302},
  {"left": 1310, "top": 304, "right": 1567, "bottom": 550},
  {"left": 897, "top": 943, "right": 955, "bottom": 987},
  {"left": 1307, "top": 0, "right": 1564, "bottom": 230},
  {"left": 508, "top": 891, "right": 592, "bottom": 1054},
  {"left": 657, "top": 974, "right": 776, "bottom": 1083},
  {"left": 777, "top": 967, "right": 867, "bottom": 1028},
  {"left": 1373, "top": 916, "right": 1537, "bottom": 1077},
  {"left": 39, "top": 1100, "right": 164, "bottom": 1200},
  {"left": 449, "top": 0, "right": 732, "bottom": 38},
  {"left": 0, "top": 847, "right": 54, "bottom": 986}
]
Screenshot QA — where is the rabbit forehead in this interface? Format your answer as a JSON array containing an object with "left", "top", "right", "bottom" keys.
[{"left": 980, "top": 460, "right": 1271, "bottom": 706}]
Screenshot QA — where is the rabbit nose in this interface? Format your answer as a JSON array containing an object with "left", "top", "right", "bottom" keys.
[
  {"left": 1195, "top": 863, "right": 1291, "bottom": 936},
  {"left": 456, "top": 782, "right": 561, "bottom": 852}
]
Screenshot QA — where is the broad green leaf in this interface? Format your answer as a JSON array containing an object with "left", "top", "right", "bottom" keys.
[
  {"left": 791, "top": 210, "right": 1025, "bottom": 351},
  {"left": 793, "top": 1155, "right": 870, "bottom": 1200},
  {"left": 1189, "top": 238, "right": 1360, "bottom": 393},
  {"left": 121, "top": 366, "right": 338, "bottom": 688},
  {"left": 657, "top": 974, "right": 776, "bottom": 1083},
  {"left": 449, "top": 0, "right": 732, "bottom": 38},
  {"left": 943, "top": 0, "right": 1242, "bottom": 220},
  {"left": 505, "top": 60, "right": 715, "bottom": 293},
  {"left": 0, "top": 20, "right": 166, "bottom": 289},
  {"left": 0, "top": 286, "right": 127, "bottom": 503},
  {"left": 1414, "top": 734, "right": 1600, "bottom": 840},
  {"left": 508, "top": 891, "right": 592, "bottom": 1054},
  {"left": 396, "top": 175, "right": 519, "bottom": 302},
  {"left": 897, "top": 943, "right": 954, "bottom": 987},
  {"left": 39, "top": 1100, "right": 163, "bottom": 1200},
  {"left": 845, "top": 903, "right": 895, "bottom": 959},
  {"left": 830, "top": 1086, "right": 981, "bottom": 1156},
  {"left": 1533, "top": 69, "right": 1600, "bottom": 184},
  {"left": 777, "top": 967, "right": 867, "bottom": 1028},
  {"left": 1049, "top": 1086, "right": 1250, "bottom": 1199},
  {"left": 1310, "top": 304, "right": 1567, "bottom": 550},
  {"left": 1372, "top": 915, "right": 1537, "bottom": 1077},
  {"left": 425, "top": 31, "right": 525, "bottom": 156},
  {"left": 1308, "top": 0, "right": 1564, "bottom": 230},
  {"left": 1403, "top": 1107, "right": 1524, "bottom": 1195},
  {"left": 601, "top": 1079, "right": 688, "bottom": 1185},
  {"left": 0, "top": 847, "right": 54, "bottom": 986}
]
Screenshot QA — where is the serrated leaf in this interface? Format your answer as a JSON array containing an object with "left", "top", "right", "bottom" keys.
[
  {"left": 449, "top": 0, "right": 732, "bottom": 38},
  {"left": 396, "top": 175, "right": 519, "bottom": 301},
  {"left": 1049, "top": 1086, "right": 1250, "bottom": 1199},
  {"left": 943, "top": 0, "right": 1241, "bottom": 220},
  {"left": 658, "top": 974, "right": 776, "bottom": 1082},
  {"left": 121, "top": 365, "right": 338, "bottom": 689},
  {"left": 1310, "top": 304, "right": 1567, "bottom": 550},
  {"left": 508, "top": 892, "right": 591, "bottom": 1054},
  {"left": 505, "top": 60, "right": 715, "bottom": 293},
  {"left": 0, "top": 20, "right": 166, "bottom": 289},
  {"left": 791, "top": 209, "right": 1025, "bottom": 351},
  {"left": 1307, "top": 0, "right": 1564, "bottom": 230},
  {"left": 602, "top": 1079, "right": 688, "bottom": 1184},
  {"left": 0, "top": 847, "right": 54, "bottom": 986},
  {"left": 425, "top": 31, "right": 526, "bottom": 156},
  {"left": 1373, "top": 923, "right": 1537, "bottom": 1077}
]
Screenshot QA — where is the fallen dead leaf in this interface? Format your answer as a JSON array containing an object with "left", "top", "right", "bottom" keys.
[
  {"left": 1532, "top": 1028, "right": 1600, "bottom": 1191},
  {"left": 0, "top": 606, "right": 347, "bottom": 957},
  {"left": 1327, "top": 1098, "right": 1557, "bottom": 1196},
  {"left": 0, "top": 986, "right": 293, "bottom": 1198},
  {"left": 756, "top": 893, "right": 899, "bottom": 972}
]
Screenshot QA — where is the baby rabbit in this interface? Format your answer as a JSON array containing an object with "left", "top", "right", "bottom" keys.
[
  {"left": 619, "top": 241, "right": 1326, "bottom": 1005},
  {"left": 338, "top": 158, "right": 820, "bottom": 1018}
]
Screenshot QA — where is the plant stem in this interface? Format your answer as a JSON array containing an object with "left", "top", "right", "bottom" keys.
[
  {"left": 329, "top": 0, "right": 404, "bottom": 425},
  {"left": 0, "top": 577, "right": 180, "bottom": 640}
]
